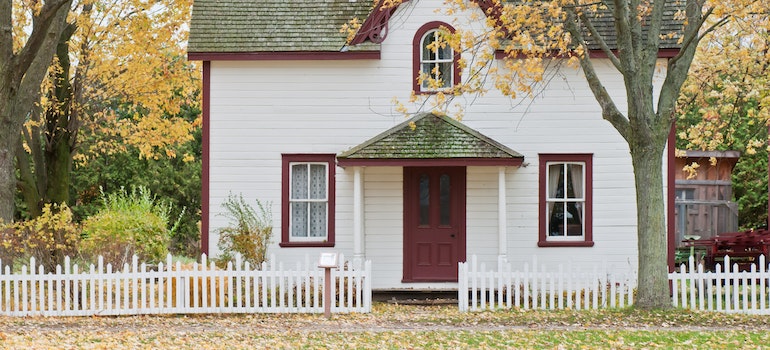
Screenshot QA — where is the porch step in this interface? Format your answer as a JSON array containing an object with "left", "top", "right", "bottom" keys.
[{"left": 373, "top": 291, "right": 458, "bottom": 305}]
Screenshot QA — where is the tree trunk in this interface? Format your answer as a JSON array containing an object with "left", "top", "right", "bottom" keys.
[
  {"left": 0, "top": 0, "right": 72, "bottom": 222},
  {"left": 44, "top": 23, "right": 76, "bottom": 208},
  {"left": 630, "top": 139, "right": 671, "bottom": 309},
  {"left": 0, "top": 102, "right": 16, "bottom": 222}
]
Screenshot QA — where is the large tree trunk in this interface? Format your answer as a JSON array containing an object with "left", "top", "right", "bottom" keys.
[
  {"left": 16, "top": 21, "right": 78, "bottom": 217},
  {"left": 44, "top": 22, "right": 76, "bottom": 208},
  {"left": 630, "top": 137, "right": 671, "bottom": 309},
  {"left": 0, "top": 103, "right": 16, "bottom": 222},
  {"left": 0, "top": 0, "right": 72, "bottom": 222}
]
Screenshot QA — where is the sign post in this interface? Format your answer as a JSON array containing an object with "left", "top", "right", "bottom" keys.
[{"left": 318, "top": 252, "right": 339, "bottom": 319}]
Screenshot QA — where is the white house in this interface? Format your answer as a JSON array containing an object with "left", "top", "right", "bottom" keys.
[{"left": 188, "top": 0, "right": 679, "bottom": 290}]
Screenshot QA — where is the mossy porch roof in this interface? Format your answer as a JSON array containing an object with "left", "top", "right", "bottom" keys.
[{"left": 337, "top": 113, "right": 524, "bottom": 166}]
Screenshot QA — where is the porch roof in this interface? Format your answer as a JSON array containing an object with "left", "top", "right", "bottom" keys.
[{"left": 337, "top": 113, "right": 524, "bottom": 167}]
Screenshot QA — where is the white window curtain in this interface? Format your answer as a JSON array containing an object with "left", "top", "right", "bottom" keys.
[
  {"left": 547, "top": 163, "right": 563, "bottom": 234},
  {"left": 291, "top": 163, "right": 327, "bottom": 238},
  {"left": 309, "top": 164, "right": 326, "bottom": 237},
  {"left": 569, "top": 163, "right": 584, "bottom": 224}
]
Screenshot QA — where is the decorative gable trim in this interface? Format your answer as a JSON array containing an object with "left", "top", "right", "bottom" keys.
[
  {"left": 348, "top": 0, "right": 409, "bottom": 46},
  {"left": 337, "top": 112, "right": 524, "bottom": 167}
]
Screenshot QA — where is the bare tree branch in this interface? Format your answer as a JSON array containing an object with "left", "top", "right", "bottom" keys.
[
  {"left": 16, "top": 0, "right": 72, "bottom": 80},
  {"left": 572, "top": 4, "right": 622, "bottom": 70},
  {"left": 657, "top": 0, "right": 706, "bottom": 130},
  {"left": 562, "top": 4, "right": 629, "bottom": 140},
  {"left": 612, "top": 0, "right": 638, "bottom": 77}
]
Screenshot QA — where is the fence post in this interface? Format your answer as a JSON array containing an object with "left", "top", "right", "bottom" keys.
[
  {"left": 318, "top": 253, "right": 339, "bottom": 318},
  {"left": 458, "top": 261, "right": 467, "bottom": 312}
]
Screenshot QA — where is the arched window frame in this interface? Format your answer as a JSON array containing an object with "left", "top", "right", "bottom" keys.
[{"left": 412, "top": 22, "right": 460, "bottom": 94}]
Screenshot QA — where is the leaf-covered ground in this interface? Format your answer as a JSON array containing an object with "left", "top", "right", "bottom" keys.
[{"left": 2, "top": 303, "right": 770, "bottom": 349}]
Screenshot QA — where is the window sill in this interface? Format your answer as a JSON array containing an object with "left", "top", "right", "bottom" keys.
[
  {"left": 538, "top": 240, "right": 594, "bottom": 247},
  {"left": 279, "top": 241, "right": 335, "bottom": 248}
]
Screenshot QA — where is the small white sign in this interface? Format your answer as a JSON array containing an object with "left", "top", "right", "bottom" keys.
[{"left": 318, "top": 252, "right": 339, "bottom": 268}]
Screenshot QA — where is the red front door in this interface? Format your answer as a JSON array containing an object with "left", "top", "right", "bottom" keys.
[{"left": 403, "top": 167, "right": 466, "bottom": 282}]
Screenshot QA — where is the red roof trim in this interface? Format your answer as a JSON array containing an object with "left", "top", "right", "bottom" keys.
[
  {"left": 337, "top": 157, "right": 523, "bottom": 167},
  {"left": 188, "top": 51, "right": 381, "bottom": 61}
]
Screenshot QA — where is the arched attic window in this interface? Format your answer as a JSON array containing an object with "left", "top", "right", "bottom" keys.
[{"left": 413, "top": 22, "right": 460, "bottom": 93}]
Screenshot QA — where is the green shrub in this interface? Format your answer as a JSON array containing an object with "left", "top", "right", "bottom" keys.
[
  {"left": 80, "top": 186, "right": 176, "bottom": 267},
  {"left": 217, "top": 193, "right": 272, "bottom": 267},
  {"left": 0, "top": 203, "right": 80, "bottom": 272}
]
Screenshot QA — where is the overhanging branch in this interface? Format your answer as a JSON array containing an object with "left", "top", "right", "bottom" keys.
[
  {"left": 574, "top": 8, "right": 622, "bottom": 70},
  {"left": 578, "top": 52, "right": 630, "bottom": 141},
  {"left": 15, "top": 0, "right": 72, "bottom": 79}
]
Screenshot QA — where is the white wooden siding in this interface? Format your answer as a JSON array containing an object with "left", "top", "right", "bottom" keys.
[{"left": 206, "top": 0, "right": 668, "bottom": 289}]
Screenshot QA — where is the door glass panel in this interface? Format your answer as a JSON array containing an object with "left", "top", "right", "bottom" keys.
[
  {"left": 419, "top": 174, "right": 430, "bottom": 225},
  {"left": 439, "top": 174, "right": 451, "bottom": 225}
]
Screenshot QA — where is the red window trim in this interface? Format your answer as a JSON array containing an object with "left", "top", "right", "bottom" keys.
[
  {"left": 412, "top": 21, "right": 461, "bottom": 94},
  {"left": 280, "top": 154, "right": 336, "bottom": 248},
  {"left": 538, "top": 154, "right": 594, "bottom": 247}
]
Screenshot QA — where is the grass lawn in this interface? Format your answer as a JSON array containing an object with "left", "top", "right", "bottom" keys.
[{"left": 1, "top": 303, "right": 769, "bottom": 348}]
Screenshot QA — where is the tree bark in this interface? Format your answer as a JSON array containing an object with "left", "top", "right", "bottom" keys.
[
  {"left": 43, "top": 22, "right": 77, "bottom": 208},
  {"left": 0, "top": 0, "right": 72, "bottom": 222},
  {"left": 560, "top": 0, "right": 706, "bottom": 309},
  {"left": 629, "top": 136, "right": 671, "bottom": 309}
]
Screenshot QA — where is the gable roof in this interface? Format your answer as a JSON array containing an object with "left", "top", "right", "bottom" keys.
[
  {"left": 188, "top": 0, "right": 378, "bottom": 54},
  {"left": 188, "top": 0, "right": 684, "bottom": 57},
  {"left": 188, "top": 0, "right": 683, "bottom": 55},
  {"left": 337, "top": 113, "right": 524, "bottom": 166}
]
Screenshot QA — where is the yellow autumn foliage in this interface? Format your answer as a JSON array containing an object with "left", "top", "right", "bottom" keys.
[
  {"left": 25, "top": 0, "right": 202, "bottom": 165},
  {"left": 0, "top": 203, "right": 80, "bottom": 272}
]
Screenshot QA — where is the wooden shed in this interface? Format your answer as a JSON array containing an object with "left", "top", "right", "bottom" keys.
[{"left": 674, "top": 150, "right": 740, "bottom": 247}]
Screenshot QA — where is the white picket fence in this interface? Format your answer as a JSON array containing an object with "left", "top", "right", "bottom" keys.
[
  {"left": 670, "top": 255, "right": 770, "bottom": 314},
  {"left": 0, "top": 253, "right": 371, "bottom": 316},
  {"left": 458, "top": 255, "right": 636, "bottom": 311}
]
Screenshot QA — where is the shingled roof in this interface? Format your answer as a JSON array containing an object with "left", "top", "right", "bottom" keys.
[
  {"left": 337, "top": 113, "right": 524, "bottom": 166},
  {"left": 188, "top": 0, "right": 684, "bottom": 55},
  {"left": 188, "top": 0, "right": 377, "bottom": 53},
  {"left": 564, "top": 1, "right": 684, "bottom": 50}
]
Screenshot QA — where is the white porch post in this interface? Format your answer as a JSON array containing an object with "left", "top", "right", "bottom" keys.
[
  {"left": 498, "top": 166, "right": 507, "bottom": 260},
  {"left": 353, "top": 167, "right": 365, "bottom": 261}
]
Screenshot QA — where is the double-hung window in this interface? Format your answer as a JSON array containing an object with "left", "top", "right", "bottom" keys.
[
  {"left": 280, "top": 154, "right": 335, "bottom": 247},
  {"left": 538, "top": 154, "right": 593, "bottom": 247}
]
